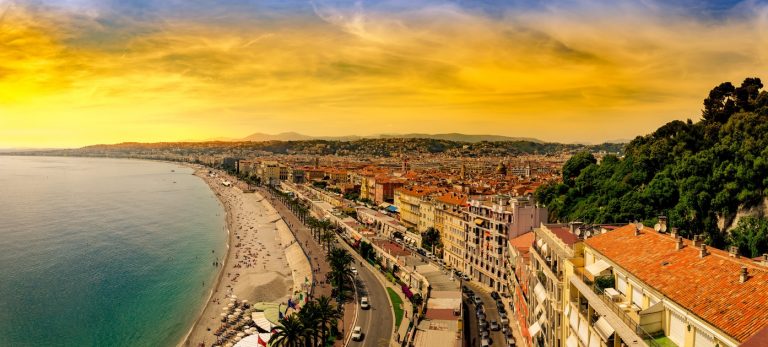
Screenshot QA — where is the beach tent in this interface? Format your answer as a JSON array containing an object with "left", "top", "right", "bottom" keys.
[
  {"left": 251, "top": 312, "right": 273, "bottom": 332},
  {"left": 233, "top": 333, "right": 272, "bottom": 347}
]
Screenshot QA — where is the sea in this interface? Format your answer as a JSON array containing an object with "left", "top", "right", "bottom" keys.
[{"left": 0, "top": 156, "right": 228, "bottom": 347}]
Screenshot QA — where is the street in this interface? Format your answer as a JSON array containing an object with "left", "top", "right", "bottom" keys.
[{"left": 463, "top": 282, "right": 507, "bottom": 347}]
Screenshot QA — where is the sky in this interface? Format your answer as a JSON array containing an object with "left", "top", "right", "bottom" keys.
[{"left": 1, "top": 0, "right": 767, "bottom": 147}]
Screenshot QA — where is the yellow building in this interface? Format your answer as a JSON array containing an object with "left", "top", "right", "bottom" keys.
[
  {"left": 434, "top": 192, "right": 467, "bottom": 270},
  {"left": 394, "top": 187, "right": 433, "bottom": 230}
]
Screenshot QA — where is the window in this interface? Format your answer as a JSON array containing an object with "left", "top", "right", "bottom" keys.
[
  {"left": 669, "top": 311, "right": 686, "bottom": 347},
  {"left": 695, "top": 327, "right": 715, "bottom": 347},
  {"left": 617, "top": 274, "right": 627, "bottom": 295},
  {"left": 632, "top": 285, "right": 644, "bottom": 308}
]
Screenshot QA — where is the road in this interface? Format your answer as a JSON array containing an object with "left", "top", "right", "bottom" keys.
[
  {"left": 351, "top": 259, "right": 394, "bottom": 347},
  {"left": 463, "top": 281, "right": 507, "bottom": 347}
]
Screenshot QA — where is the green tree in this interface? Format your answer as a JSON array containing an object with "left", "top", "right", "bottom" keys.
[
  {"left": 421, "top": 227, "right": 442, "bottom": 253},
  {"left": 729, "top": 216, "right": 768, "bottom": 258},
  {"left": 272, "top": 315, "right": 307, "bottom": 347}
]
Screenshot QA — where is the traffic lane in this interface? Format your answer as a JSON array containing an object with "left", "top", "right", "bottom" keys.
[
  {"left": 468, "top": 283, "right": 506, "bottom": 346},
  {"left": 463, "top": 296, "right": 480, "bottom": 347},
  {"left": 351, "top": 261, "right": 393, "bottom": 347}
]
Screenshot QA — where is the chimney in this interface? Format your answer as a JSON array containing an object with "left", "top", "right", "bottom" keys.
[
  {"left": 691, "top": 235, "right": 700, "bottom": 247},
  {"left": 740, "top": 266, "right": 749, "bottom": 283},
  {"left": 675, "top": 236, "right": 684, "bottom": 250},
  {"left": 570, "top": 221, "right": 583, "bottom": 234},
  {"left": 656, "top": 216, "right": 668, "bottom": 233},
  {"left": 634, "top": 221, "right": 643, "bottom": 236},
  {"left": 763, "top": 254, "right": 768, "bottom": 266},
  {"left": 728, "top": 246, "right": 740, "bottom": 258},
  {"left": 699, "top": 244, "right": 709, "bottom": 258},
  {"left": 670, "top": 227, "right": 678, "bottom": 238}
]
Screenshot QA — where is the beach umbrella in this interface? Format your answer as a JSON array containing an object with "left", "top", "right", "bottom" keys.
[
  {"left": 234, "top": 336, "right": 242, "bottom": 342},
  {"left": 231, "top": 295, "right": 238, "bottom": 299},
  {"left": 228, "top": 303, "right": 235, "bottom": 308},
  {"left": 222, "top": 307, "right": 229, "bottom": 311},
  {"left": 228, "top": 314, "right": 235, "bottom": 320},
  {"left": 237, "top": 332, "right": 245, "bottom": 338},
  {"left": 220, "top": 313, "right": 227, "bottom": 317},
  {"left": 242, "top": 300, "right": 249, "bottom": 304},
  {"left": 225, "top": 343, "right": 234, "bottom": 347}
]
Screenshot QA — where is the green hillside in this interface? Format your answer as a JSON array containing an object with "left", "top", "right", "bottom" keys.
[{"left": 536, "top": 78, "right": 768, "bottom": 256}]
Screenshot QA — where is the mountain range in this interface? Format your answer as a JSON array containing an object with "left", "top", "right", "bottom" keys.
[{"left": 207, "top": 132, "right": 547, "bottom": 143}]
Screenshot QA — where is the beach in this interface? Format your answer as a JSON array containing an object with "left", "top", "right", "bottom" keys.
[{"left": 181, "top": 168, "right": 311, "bottom": 347}]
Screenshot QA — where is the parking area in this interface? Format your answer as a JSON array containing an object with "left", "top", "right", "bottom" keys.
[{"left": 462, "top": 281, "right": 518, "bottom": 347}]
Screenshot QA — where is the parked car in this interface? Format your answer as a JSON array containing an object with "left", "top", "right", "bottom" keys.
[
  {"left": 351, "top": 326, "right": 363, "bottom": 341},
  {"left": 477, "top": 312, "right": 486, "bottom": 321},
  {"left": 473, "top": 296, "right": 482, "bottom": 305},
  {"left": 360, "top": 296, "right": 370, "bottom": 310},
  {"left": 498, "top": 305, "right": 507, "bottom": 314},
  {"left": 466, "top": 291, "right": 475, "bottom": 300},
  {"left": 500, "top": 312, "right": 509, "bottom": 325},
  {"left": 350, "top": 266, "right": 358, "bottom": 276},
  {"left": 478, "top": 319, "right": 488, "bottom": 329},
  {"left": 490, "top": 320, "right": 500, "bottom": 331},
  {"left": 490, "top": 291, "right": 500, "bottom": 300},
  {"left": 481, "top": 338, "right": 491, "bottom": 347},
  {"left": 462, "top": 285, "right": 470, "bottom": 293},
  {"left": 462, "top": 274, "right": 470, "bottom": 281},
  {"left": 480, "top": 330, "right": 490, "bottom": 339},
  {"left": 502, "top": 325, "right": 509, "bottom": 335}
]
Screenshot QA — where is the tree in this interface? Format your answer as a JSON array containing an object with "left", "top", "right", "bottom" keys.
[
  {"left": 326, "top": 248, "right": 354, "bottom": 302},
  {"left": 729, "top": 216, "right": 768, "bottom": 258},
  {"left": 297, "top": 301, "right": 320, "bottom": 347},
  {"left": 421, "top": 227, "right": 442, "bottom": 253},
  {"left": 314, "top": 296, "right": 342, "bottom": 346},
  {"left": 272, "top": 315, "right": 307, "bottom": 347},
  {"left": 561, "top": 151, "right": 596, "bottom": 186}
]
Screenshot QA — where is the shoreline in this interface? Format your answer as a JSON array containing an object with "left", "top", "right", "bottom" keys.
[{"left": 179, "top": 167, "right": 310, "bottom": 347}]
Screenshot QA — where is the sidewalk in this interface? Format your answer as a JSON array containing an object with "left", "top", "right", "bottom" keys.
[{"left": 261, "top": 188, "right": 354, "bottom": 347}]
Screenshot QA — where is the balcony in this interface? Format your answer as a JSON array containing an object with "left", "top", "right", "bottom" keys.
[
  {"left": 570, "top": 270, "right": 659, "bottom": 347},
  {"left": 530, "top": 244, "right": 563, "bottom": 283}
]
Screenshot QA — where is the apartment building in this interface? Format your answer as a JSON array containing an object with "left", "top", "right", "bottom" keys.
[
  {"left": 394, "top": 187, "right": 433, "bottom": 230},
  {"left": 418, "top": 199, "right": 436, "bottom": 233},
  {"left": 257, "top": 161, "right": 288, "bottom": 186},
  {"left": 434, "top": 192, "right": 468, "bottom": 270},
  {"left": 566, "top": 223, "right": 768, "bottom": 347},
  {"left": 465, "top": 196, "right": 548, "bottom": 294}
]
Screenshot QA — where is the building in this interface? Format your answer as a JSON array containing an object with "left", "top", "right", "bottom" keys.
[
  {"left": 257, "top": 161, "right": 288, "bottom": 186},
  {"left": 394, "top": 187, "right": 434, "bottom": 230},
  {"left": 465, "top": 196, "right": 548, "bottom": 294},
  {"left": 434, "top": 192, "right": 468, "bottom": 270},
  {"left": 374, "top": 179, "right": 405, "bottom": 205},
  {"left": 569, "top": 222, "right": 768, "bottom": 347},
  {"left": 418, "top": 199, "right": 436, "bottom": 233}
]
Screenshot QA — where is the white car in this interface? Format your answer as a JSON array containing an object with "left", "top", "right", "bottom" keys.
[
  {"left": 351, "top": 266, "right": 358, "bottom": 276},
  {"left": 360, "top": 296, "right": 370, "bottom": 309},
  {"left": 351, "top": 326, "right": 363, "bottom": 341}
]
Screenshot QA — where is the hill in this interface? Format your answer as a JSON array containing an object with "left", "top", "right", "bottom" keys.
[
  {"left": 535, "top": 77, "right": 768, "bottom": 257},
  {"left": 207, "top": 132, "right": 546, "bottom": 143}
]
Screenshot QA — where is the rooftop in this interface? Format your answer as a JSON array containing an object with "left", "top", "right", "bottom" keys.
[{"left": 586, "top": 224, "right": 768, "bottom": 343}]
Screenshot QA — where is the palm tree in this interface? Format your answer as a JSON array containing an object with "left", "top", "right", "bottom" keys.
[
  {"left": 315, "top": 296, "right": 341, "bottom": 346},
  {"left": 320, "top": 229, "right": 335, "bottom": 253},
  {"left": 326, "top": 248, "right": 354, "bottom": 302},
  {"left": 272, "top": 315, "right": 306, "bottom": 347},
  {"left": 297, "top": 301, "right": 320, "bottom": 347}
]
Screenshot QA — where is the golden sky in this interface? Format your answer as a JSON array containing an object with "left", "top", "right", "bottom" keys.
[{"left": 1, "top": 0, "right": 767, "bottom": 147}]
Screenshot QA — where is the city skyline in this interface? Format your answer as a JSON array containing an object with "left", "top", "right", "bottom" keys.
[{"left": 2, "top": 0, "right": 767, "bottom": 147}]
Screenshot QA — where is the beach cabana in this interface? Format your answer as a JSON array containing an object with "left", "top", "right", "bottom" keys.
[{"left": 251, "top": 312, "right": 273, "bottom": 332}]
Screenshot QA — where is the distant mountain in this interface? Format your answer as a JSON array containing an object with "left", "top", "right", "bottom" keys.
[
  {"left": 241, "top": 132, "right": 314, "bottom": 142},
  {"left": 214, "top": 132, "right": 546, "bottom": 143},
  {"left": 377, "top": 133, "right": 543, "bottom": 143}
]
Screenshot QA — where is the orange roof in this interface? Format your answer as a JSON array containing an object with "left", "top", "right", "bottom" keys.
[
  {"left": 509, "top": 232, "right": 534, "bottom": 253},
  {"left": 435, "top": 192, "right": 467, "bottom": 206},
  {"left": 586, "top": 224, "right": 768, "bottom": 342},
  {"left": 396, "top": 186, "right": 436, "bottom": 198}
]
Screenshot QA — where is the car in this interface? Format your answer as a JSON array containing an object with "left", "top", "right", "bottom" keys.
[
  {"left": 462, "top": 274, "right": 470, "bottom": 281},
  {"left": 500, "top": 312, "right": 509, "bottom": 325},
  {"left": 477, "top": 312, "right": 486, "bottom": 321},
  {"left": 360, "top": 296, "right": 370, "bottom": 309},
  {"left": 490, "top": 320, "right": 500, "bottom": 331},
  {"left": 351, "top": 326, "right": 363, "bottom": 341},
  {"left": 473, "top": 296, "right": 482, "bottom": 305},
  {"left": 462, "top": 285, "right": 470, "bottom": 293},
  {"left": 478, "top": 319, "right": 488, "bottom": 329},
  {"left": 350, "top": 266, "right": 358, "bottom": 276},
  {"left": 481, "top": 338, "right": 491, "bottom": 347},
  {"left": 480, "top": 330, "right": 490, "bottom": 339},
  {"left": 502, "top": 325, "right": 509, "bottom": 335},
  {"left": 498, "top": 305, "right": 507, "bottom": 314},
  {"left": 491, "top": 291, "right": 500, "bottom": 300}
]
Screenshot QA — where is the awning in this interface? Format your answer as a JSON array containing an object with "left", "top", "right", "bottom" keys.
[
  {"left": 594, "top": 317, "right": 615, "bottom": 341},
  {"left": 586, "top": 260, "right": 612, "bottom": 276},
  {"left": 534, "top": 282, "right": 547, "bottom": 303},
  {"left": 528, "top": 322, "right": 542, "bottom": 337},
  {"left": 251, "top": 312, "right": 273, "bottom": 332},
  {"left": 378, "top": 203, "right": 390, "bottom": 208},
  {"left": 566, "top": 335, "right": 578, "bottom": 347},
  {"left": 386, "top": 205, "right": 399, "bottom": 213},
  {"left": 474, "top": 218, "right": 484, "bottom": 226}
]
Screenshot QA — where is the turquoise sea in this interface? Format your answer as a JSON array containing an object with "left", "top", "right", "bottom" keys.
[{"left": 0, "top": 156, "right": 227, "bottom": 347}]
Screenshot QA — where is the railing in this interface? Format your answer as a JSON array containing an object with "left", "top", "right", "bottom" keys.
[{"left": 573, "top": 269, "right": 660, "bottom": 347}]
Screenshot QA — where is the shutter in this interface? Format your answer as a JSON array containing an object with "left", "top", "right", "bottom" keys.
[
  {"left": 669, "top": 312, "right": 686, "bottom": 347},
  {"left": 632, "top": 286, "right": 644, "bottom": 308},
  {"left": 617, "top": 275, "right": 627, "bottom": 295},
  {"left": 578, "top": 317, "right": 589, "bottom": 345},
  {"left": 570, "top": 305, "right": 579, "bottom": 330},
  {"left": 695, "top": 328, "right": 715, "bottom": 347}
]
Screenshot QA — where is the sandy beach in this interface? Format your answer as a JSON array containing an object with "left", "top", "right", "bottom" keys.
[{"left": 181, "top": 168, "right": 312, "bottom": 347}]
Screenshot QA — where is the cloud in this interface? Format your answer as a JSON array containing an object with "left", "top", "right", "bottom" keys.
[{"left": 1, "top": 0, "right": 768, "bottom": 147}]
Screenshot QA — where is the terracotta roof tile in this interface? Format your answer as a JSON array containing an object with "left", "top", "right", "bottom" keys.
[{"left": 586, "top": 224, "right": 768, "bottom": 342}]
